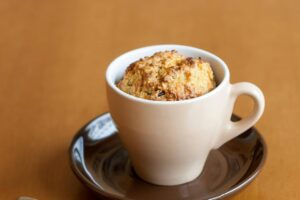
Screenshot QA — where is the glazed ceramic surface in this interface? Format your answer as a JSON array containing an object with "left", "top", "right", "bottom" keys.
[{"left": 106, "top": 45, "right": 265, "bottom": 185}]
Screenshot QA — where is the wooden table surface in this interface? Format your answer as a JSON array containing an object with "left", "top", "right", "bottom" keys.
[{"left": 1, "top": 0, "right": 299, "bottom": 199}]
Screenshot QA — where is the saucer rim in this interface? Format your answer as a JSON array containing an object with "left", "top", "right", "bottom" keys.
[{"left": 69, "top": 112, "right": 267, "bottom": 200}]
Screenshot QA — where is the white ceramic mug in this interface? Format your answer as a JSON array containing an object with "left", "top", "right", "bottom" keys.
[{"left": 106, "top": 45, "right": 265, "bottom": 186}]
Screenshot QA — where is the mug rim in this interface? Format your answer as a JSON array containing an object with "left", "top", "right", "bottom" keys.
[{"left": 106, "top": 44, "right": 230, "bottom": 105}]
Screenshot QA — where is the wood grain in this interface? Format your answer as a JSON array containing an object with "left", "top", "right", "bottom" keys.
[{"left": 0, "top": 0, "right": 299, "bottom": 199}]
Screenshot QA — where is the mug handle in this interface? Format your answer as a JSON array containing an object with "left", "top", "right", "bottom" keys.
[{"left": 214, "top": 82, "right": 265, "bottom": 149}]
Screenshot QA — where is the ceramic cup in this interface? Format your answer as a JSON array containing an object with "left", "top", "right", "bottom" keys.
[{"left": 106, "top": 45, "right": 265, "bottom": 186}]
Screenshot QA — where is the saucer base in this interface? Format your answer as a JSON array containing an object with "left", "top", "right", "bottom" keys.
[{"left": 70, "top": 113, "right": 267, "bottom": 200}]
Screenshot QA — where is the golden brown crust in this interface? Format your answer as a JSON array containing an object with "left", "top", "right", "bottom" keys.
[{"left": 117, "top": 50, "right": 216, "bottom": 101}]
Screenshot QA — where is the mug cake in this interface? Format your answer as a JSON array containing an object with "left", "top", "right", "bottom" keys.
[{"left": 117, "top": 50, "right": 216, "bottom": 101}]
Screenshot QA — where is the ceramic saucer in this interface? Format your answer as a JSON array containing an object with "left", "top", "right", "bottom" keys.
[{"left": 69, "top": 113, "right": 267, "bottom": 200}]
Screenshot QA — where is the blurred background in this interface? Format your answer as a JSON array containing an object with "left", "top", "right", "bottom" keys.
[{"left": 0, "top": 0, "right": 299, "bottom": 199}]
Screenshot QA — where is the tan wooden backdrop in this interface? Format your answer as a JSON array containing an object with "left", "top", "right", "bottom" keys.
[{"left": 1, "top": 0, "right": 299, "bottom": 199}]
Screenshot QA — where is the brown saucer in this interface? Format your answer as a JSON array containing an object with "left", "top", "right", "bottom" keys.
[{"left": 69, "top": 113, "right": 267, "bottom": 200}]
